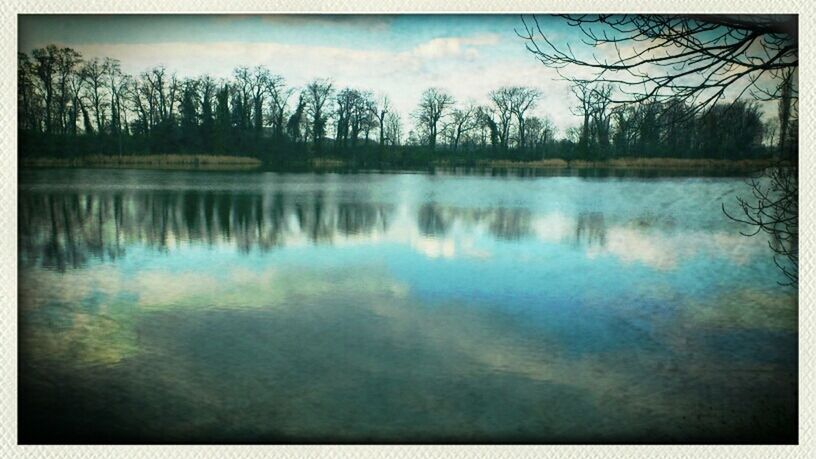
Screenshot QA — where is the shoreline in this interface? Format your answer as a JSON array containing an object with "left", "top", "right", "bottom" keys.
[
  {"left": 468, "top": 157, "right": 781, "bottom": 171},
  {"left": 20, "top": 154, "right": 263, "bottom": 171},
  {"left": 19, "top": 154, "right": 781, "bottom": 173}
]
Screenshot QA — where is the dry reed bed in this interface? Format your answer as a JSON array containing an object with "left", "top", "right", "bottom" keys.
[
  {"left": 22, "top": 154, "right": 262, "bottom": 170},
  {"left": 482, "top": 157, "right": 778, "bottom": 170}
]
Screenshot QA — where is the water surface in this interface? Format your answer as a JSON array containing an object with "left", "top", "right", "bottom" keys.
[{"left": 18, "top": 168, "right": 797, "bottom": 443}]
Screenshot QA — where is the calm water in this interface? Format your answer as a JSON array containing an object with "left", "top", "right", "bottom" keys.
[{"left": 18, "top": 168, "right": 797, "bottom": 443}]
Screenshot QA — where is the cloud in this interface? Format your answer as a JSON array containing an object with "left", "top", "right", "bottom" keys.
[
  {"left": 585, "top": 226, "right": 760, "bottom": 270},
  {"left": 410, "top": 34, "right": 500, "bottom": 59}
]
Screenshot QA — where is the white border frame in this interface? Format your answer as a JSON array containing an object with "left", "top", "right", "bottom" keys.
[{"left": 1, "top": 1, "right": 811, "bottom": 457}]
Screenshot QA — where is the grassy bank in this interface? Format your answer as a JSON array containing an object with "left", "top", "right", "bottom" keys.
[{"left": 21, "top": 154, "right": 263, "bottom": 171}]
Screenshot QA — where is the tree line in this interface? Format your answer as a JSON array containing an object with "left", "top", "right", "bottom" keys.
[{"left": 19, "top": 44, "right": 779, "bottom": 168}]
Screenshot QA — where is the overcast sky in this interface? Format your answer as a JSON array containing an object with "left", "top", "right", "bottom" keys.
[{"left": 19, "top": 14, "right": 587, "bottom": 134}]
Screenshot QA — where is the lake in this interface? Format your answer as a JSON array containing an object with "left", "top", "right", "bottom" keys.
[{"left": 18, "top": 168, "right": 797, "bottom": 443}]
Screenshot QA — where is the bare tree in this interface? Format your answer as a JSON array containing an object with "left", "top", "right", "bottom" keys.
[
  {"left": 55, "top": 47, "right": 82, "bottom": 134},
  {"left": 304, "top": 79, "right": 333, "bottom": 150},
  {"left": 334, "top": 88, "right": 358, "bottom": 149},
  {"left": 248, "top": 66, "right": 270, "bottom": 133},
  {"left": 570, "top": 82, "right": 594, "bottom": 155},
  {"left": 477, "top": 106, "right": 501, "bottom": 152},
  {"left": 370, "top": 95, "right": 390, "bottom": 147},
  {"left": 487, "top": 88, "right": 514, "bottom": 150},
  {"left": 232, "top": 66, "right": 254, "bottom": 130},
  {"left": 384, "top": 112, "right": 402, "bottom": 146},
  {"left": 589, "top": 84, "right": 613, "bottom": 152},
  {"left": 105, "top": 58, "right": 128, "bottom": 152},
  {"left": 776, "top": 67, "right": 797, "bottom": 160},
  {"left": 287, "top": 94, "right": 306, "bottom": 143},
  {"left": 446, "top": 104, "right": 477, "bottom": 152},
  {"left": 31, "top": 45, "right": 59, "bottom": 134},
  {"left": 508, "top": 87, "right": 540, "bottom": 148},
  {"left": 82, "top": 57, "right": 110, "bottom": 133},
  {"left": 723, "top": 167, "right": 797, "bottom": 285},
  {"left": 525, "top": 116, "right": 555, "bottom": 154},
  {"left": 66, "top": 60, "right": 88, "bottom": 135},
  {"left": 414, "top": 88, "right": 454, "bottom": 149},
  {"left": 264, "top": 74, "right": 291, "bottom": 140}
]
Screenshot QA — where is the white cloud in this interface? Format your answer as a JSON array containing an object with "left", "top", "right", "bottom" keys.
[{"left": 411, "top": 34, "right": 500, "bottom": 59}]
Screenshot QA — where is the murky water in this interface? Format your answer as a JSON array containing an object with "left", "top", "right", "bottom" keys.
[{"left": 18, "top": 168, "right": 797, "bottom": 443}]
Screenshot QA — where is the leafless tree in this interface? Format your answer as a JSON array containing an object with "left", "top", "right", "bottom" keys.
[
  {"left": 264, "top": 74, "right": 291, "bottom": 139},
  {"left": 570, "top": 82, "right": 594, "bottom": 154},
  {"left": 508, "top": 87, "right": 540, "bottom": 148},
  {"left": 487, "top": 88, "right": 514, "bottom": 150},
  {"left": 82, "top": 58, "right": 110, "bottom": 133},
  {"left": 334, "top": 87, "right": 358, "bottom": 149},
  {"left": 445, "top": 104, "right": 477, "bottom": 152},
  {"left": 384, "top": 112, "right": 402, "bottom": 146},
  {"left": 723, "top": 167, "right": 798, "bottom": 285},
  {"left": 414, "top": 88, "right": 454, "bottom": 149},
  {"left": 525, "top": 116, "right": 555, "bottom": 154},
  {"left": 248, "top": 66, "right": 270, "bottom": 132},
  {"left": 105, "top": 58, "right": 129, "bottom": 152},
  {"left": 589, "top": 84, "right": 613, "bottom": 151},
  {"left": 55, "top": 48, "right": 82, "bottom": 134},
  {"left": 370, "top": 95, "right": 390, "bottom": 147},
  {"left": 304, "top": 78, "right": 334, "bottom": 150}
]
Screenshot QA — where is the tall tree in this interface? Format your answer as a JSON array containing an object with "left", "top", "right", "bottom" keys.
[
  {"left": 446, "top": 104, "right": 477, "bottom": 152},
  {"left": 32, "top": 45, "right": 59, "bottom": 134},
  {"left": 214, "top": 84, "right": 231, "bottom": 154},
  {"left": 264, "top": 74, "right": 290, "bottom": 140},
  {"left": 370, "top": 95, "right": 390, "bottom": 147},
  {"left": 415, "top": 88, "right": 454, "bottom": 150},
  {"left": 304, "top": 79, "right": 334, "bottom": 152},
  {"left": 507, "top": 87, "right": 539, "bottom": 149}
]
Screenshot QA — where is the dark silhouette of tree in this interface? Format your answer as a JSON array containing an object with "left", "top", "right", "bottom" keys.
[
  {"left": 334, "top": 87, "right": 359, "bottom": 150},
  {"left": 82, "top": 58, "right": 109, "bottom": 135},
  {"left": 304, "top": 79, "right": 334, "bottom": 153},
  {"left": 264, "top": 73, "right": 291, "bottom": 141},
  {"left": 570, "top": 82, "right": 593, "bottom": 157},
  {"left": 199, "top": 75, "right": 216, "bottom": 152},
  {"left": 414, "top": 88, "right": 454, "bottom": 150},
  {"left": 180, "top": 79, "right": 199, "bottom": 152},
  {"left": 32, "top": 45, "right": 58, "bottom": 134},
  {"left": 214, "top": 84, "right": 231, "bottom": 154},
  {"left": 55, "top": 48, "right": 82, "bottom": 135},
  {"left": 370, "top": 95, "right": 390, "bottom": 148},
  {"left": 445, "top": 104, "right": 477, "bottom": 152},
  {"left": 287, "top": 94, "right": 306, "bottom": 144},
  {"left": 18, "top": 52, "right": 40, "bottom": 132},
  {"left": 487, "top": 88, "right": 513, "bottom": 151},
  {"left": 384, "top": 112, "right": 402, "bottom": 146},
  {"left": 507, "top": 87, "right": 539, "bottom": 149},
  {"left": 777, "top": 68, "right": 797, "bottom": 159}
]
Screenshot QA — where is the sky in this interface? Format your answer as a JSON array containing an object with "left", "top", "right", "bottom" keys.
[{"left": 18, "top": 14, "right": 581, "bottom": 134}]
